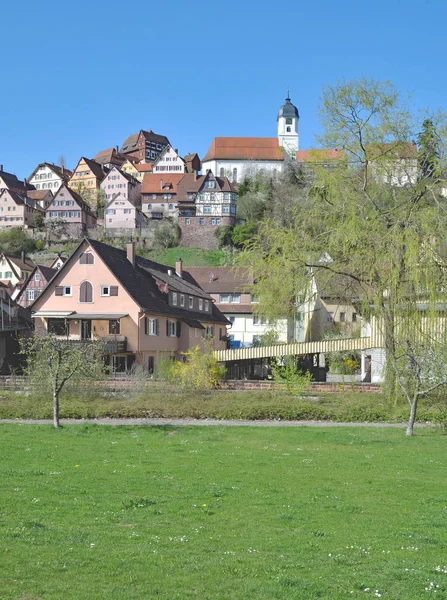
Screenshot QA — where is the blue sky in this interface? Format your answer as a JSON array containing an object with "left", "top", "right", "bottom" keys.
[{"left": 1, "top": 0, "right": 445, "bottom": 178}]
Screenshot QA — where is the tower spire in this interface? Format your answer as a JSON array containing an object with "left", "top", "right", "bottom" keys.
[{"left": 286, "top": 88, "right": 290, "bottom": 100}]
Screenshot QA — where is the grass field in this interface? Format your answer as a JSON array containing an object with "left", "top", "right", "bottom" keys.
[
  {"left": 1, "top": 424, "right": 446, "bottom": 599},
  {"left": 142, "top": 247, "right": 226, "bottom": 267}
]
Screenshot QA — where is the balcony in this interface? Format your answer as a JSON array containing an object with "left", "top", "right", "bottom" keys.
[{"left": 53, "top": 336, "right": 127, "bottom": 354}]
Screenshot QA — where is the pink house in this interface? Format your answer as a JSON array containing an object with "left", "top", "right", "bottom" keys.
[
  {"left": 104, "top": 194, "right": 146, "bottom": 230},
  {"left": 0, "top": 189, "right": 44, "bottom": 229},
  {"left": 30, "top": 238, "right": 229, "bottom": 373},
  {"left": 45, "top": 185, "right": 97, "bottom": 237}
]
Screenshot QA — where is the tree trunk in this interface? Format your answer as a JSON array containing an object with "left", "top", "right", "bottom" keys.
[
  {"left": 406, "top": 397, "right": 418, "bottom": 437},
  {"left": 53, "top": 391, "right": 60, "bottom": 429}
]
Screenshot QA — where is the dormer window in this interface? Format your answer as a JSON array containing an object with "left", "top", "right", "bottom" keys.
[
  {"left": 199, "top": 299, "right": 203, "bottom": 311},
  {"left": 172, "top": 292, "right": 178, "bottom": 306},
  {"left": 204, "top": 300, "right": 209, "bottom": 311}
]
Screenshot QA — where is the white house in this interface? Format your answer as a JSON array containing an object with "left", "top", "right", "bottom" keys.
[
  {"left": 28, "top": 163, "right": 72, "bottom": 193},
  {"left": 152, "top": 145, "right": 186, "bottom": 174}
]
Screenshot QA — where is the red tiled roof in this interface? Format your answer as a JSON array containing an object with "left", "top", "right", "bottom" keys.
[
  {"left": 187, "top": 267, "right": 253, "bottom": 293},
  {"left": 135, "top": 163, "right": 154, "bottom": 173},
  {"left": 27, "top": 190, "right": 53, "bottom": 200},
  {"left": 202, "top": 137, "right": 285, "bottom": 162},
  {"left": 296, "top": 149, "right": 345, "bottom": 162},
  {"left": 141, "top": 174, "right": 185, "bottom": 195}
]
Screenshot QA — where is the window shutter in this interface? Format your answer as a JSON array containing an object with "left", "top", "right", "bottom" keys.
[
  {"left": 110, "top": 286, "right": 118, "bottom": 296},
  {"left": 155, "top": 319, "right": 159, "bottom": 336},
  {"left": 166, "top": 320, "right": 169, "bottom": 336},
  {"left": 144, "top": 317, "right": 148, "bottom": 335},
  {"left": 80, "top": 281, "right": 92, "bottom": 303},
  {"left": 55, "top": 286, "right": 63, "bottom": 296},
  {"left": 79, "top": 253, "right": 86, "bottom": 264},
  {"left": 176, "top": 321, "right": 181, "bottom": 337}
]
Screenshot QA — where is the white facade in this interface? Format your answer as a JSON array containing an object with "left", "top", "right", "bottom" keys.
[
  {"left": 29, "top": 164, "right": 65, "bottom": 192},
  {"left": 195, "top": 189, "right": 237, "bottom": 217},
  {"left": 226, "top": 313, "right": 289, "bottom": 348},
  {"left": 203, "top": 159, "right": 283, "bottom": 184},
  {"left": 153, "top": 146, "right": 185, "bottom": 174},
  {"left": 277, "top": 111, "right": 299, "bottom": 154}
]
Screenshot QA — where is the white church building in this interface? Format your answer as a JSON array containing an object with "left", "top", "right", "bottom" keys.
[{"left": 201, "top": 95, "right": 300, "bottom": 183}]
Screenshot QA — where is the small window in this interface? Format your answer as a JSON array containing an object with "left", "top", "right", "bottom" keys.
[
  {"left": 4, "top": 271, "right": 12, "bottom": 278},
  {"left": 204, "top": 300, "right": 209, "bottom": 311},
  {"left": 34, "top": 272, "right": 41, "bottom": 281},
  {"left": 199, "top": 299, "right": 203, "bottom": 311},
  {"left": 340, "top": 312, "right": 346, "bottom": 323},
  {"left": 145, "top": 317, "right": 159, "bottom": 336},
  {"left": 189, "top": 296, "right": 193, "bottom": 309},
  {"left": 79, "top": 252, "right": 94, "bottom": 265},
  {"left": 55, "top": 285, "right": 72, "bottom": 296},
  {"left": 167, "top": 320, "right": 177, "bottom": 337},
  {"left": 220, "top": 294, "right": 230, "bottom": 303},
  {"left": 172, "top": 292, "right": 178, "bottom": 306},
  {"left": 231, "top": 294, "right": 240, "bottom": 303},
  {"left": 26, "top": 290, "right": 36, "bottom": 301},
  {"left": 199, "top": 218, "right": 204, "bottom": 225},
  {"left": 180, "top": 294, "right": 185, "bottom": 307},
  {"left": 101, "top": 285, "right": 110, "bottom": 296},
  {"left": 109, "top": 319, "right": 120, "bottom": 335},
  {"left": 185, "top": 217, "right": 190, "bottom": 225}
]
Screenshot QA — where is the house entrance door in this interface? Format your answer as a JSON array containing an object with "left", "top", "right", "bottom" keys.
[{"left": 80, "top": 320, "right": 92, "bottom": 340}]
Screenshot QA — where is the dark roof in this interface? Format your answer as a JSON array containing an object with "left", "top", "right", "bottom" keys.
[
  {"left": 87, "top": 239, "right": 228, "bottom": 324},
  {"left": 277, "top": 96, "right": 299, "bottom": 120},
  {"left": 27, "top": 163, "right": 72, "bottom": 182},
  {"left": 176, "top": 173, "right": 235, "bottom": 202},
  {"left": 120, "top": 130, "right": 170, "bottom": 154},
  {"left": 72, "top": 157, "right": 108, "bottom": 181},
  {"left": 0, "top": 169, "right": 35, "bottom": 193},
  {"left": 186, "top": 267, "right": 253, "bottom": 293}
]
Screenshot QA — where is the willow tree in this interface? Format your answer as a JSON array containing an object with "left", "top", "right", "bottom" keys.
[{"left": 242, "top": 78, "right": 447, "bottom": 435}]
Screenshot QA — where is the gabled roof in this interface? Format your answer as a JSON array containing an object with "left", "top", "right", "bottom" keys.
[
  {"left": 202, "top": 137, "right": 285, "bottom": 162},
  {"left": 93, "top": 148, "right": 126, "bottom": 167},
  {"left": 184, "top": 152, "right": 200, "bottom": 162},
  {"left": 176, "top": 173, "right": 235, "bottom": 201},
  {"left": 135, "top": 163, "right": 153, "bottom": 173},
  {"left": 14, "top": 265, "right": 57, "bottom": 303},
  {"left": 31, "top": 238, "right": 228, "bottom": 325},
  {"left": 0, "top": 253, "right": 35, "bottom": 281},
  {"left": 27, "top": 190, "right": 54, "bottom": 201},
  {"left": 141, "top": 173, "right": 185, "bottom": 195},
  {"left": 0, "top": 169, "right": 36, "bottom": 193},
  {"left": 186, "top": 267, "right": 253, "bottom": 294},
  {"left": 72, "top": 157, "right": 108, "bottom": 180},
  {"left": 367, "top": 142, "right": 418, "bottom": 160},
  {"left": 120, "top": 130, "right": 170, "bottom": 153},
  {"left": 0, "top": 189, "right": 41, "bottom": 210},
  {"left": 100, "top": 165, "right": 140, "bottom": 186},
  {"left": 51, "top": 185, "right": 96, "bottom": 216},
  {"left": 28, "top": 163, "right": 72, "bottom": 182}
]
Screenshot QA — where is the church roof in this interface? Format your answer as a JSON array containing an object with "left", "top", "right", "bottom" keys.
[
  {"left": 277, "top": 96, "right": 299, "bottom": 120},
  {"left": 202, "top": 137, "right": 285, "bottom": 162}
]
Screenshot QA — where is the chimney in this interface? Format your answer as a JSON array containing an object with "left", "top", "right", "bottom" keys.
[
  {"left": 115, "top": 145, "right": 119, "bottom": 153},
  {"left": 175, "top": 257, "right": 183, "bottom": 278},
  {"left": 24, "top": 178, "right": 27, "bottom": 189},
  {"left": 160, "top": 178, "right": 163, "bottom": 190},
  {"left": 194, "top": 171, "right": 198, "bottom": 181},
  {"left": 0, "top": 165, "right": 3, "bottom": 172},
  {"left": 21, "top": 251, "right": 25, "bottom": 263},
  {"left": 126, "top": 242, "right": 135, "bottom": 267}
]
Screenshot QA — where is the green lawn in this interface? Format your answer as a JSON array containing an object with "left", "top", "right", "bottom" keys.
[
  {"left": 1, "top": 425, "right": 446, "bottom": 599},
  {"left": 142, "top": 246, "right": 226, "bottom": 267}
]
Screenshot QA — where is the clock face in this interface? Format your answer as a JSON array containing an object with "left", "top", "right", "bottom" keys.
[{"left": 286, "top": 118, "right": 293, "bottom": 125}]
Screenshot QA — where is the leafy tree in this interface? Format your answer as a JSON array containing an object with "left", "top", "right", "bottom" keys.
[
  {"left": 418, "top": 118, "right": 441, "bottom": 181},
  {"left": 243, "top": 78, "right": 447, "bottom": 435},
  {"left": 33, "top": 213, "right": 45, "bottom": 231},
  {"left": 21, "top": 332, "right": 106, "bottom": 428},
  {"left": 0, "top": 228, "right": 36, "bottom": 254},
  {"left": 44, "top": 217, "right": 68, "bottom": 241},
  {"left": 215, "top": 225, "right": 234, "bottom": 249},
  {"left": 153, "top": 224, "right": 179, "bottom": 249},
  {"left": 231, "top": 221, "right": 258, "bottom": 248}
]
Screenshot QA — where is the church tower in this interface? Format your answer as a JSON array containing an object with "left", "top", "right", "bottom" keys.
[{"left": 277, "top": 94, "right": 299, "bottom": 154}]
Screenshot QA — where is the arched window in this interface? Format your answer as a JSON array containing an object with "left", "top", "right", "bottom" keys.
[
  {"left": 79, "top": 281, "right": 93, "bottom": 303},
  {"left": 232, "top": 168, "right": 237, "bottom": 183},
  {"left": 286, "top": 126, "right": 291, "bottom": 133},
  {"left": 219, "top": 167, "right": 225, "bottom": 177},
  {"left": 79, "top": 252, "right": 94, "bottom": 265}
]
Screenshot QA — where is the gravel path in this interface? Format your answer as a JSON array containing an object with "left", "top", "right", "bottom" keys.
[{"left": 0, "top": 417, "right": 427, "bottom": 428}]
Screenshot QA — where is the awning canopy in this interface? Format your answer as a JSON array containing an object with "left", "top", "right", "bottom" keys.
[
  {"left": 32, "top": 311, "right": 128, "bottom": 320},
  {"left": 65, "top": 313, "right": 128, "bottom": 320},
  {"left": 32, "top": 311, "right": 74, "bottom": 318}
]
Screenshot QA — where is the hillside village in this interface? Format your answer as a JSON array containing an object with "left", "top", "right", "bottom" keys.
[{"left": 0, "top": 93, "right": 430, "bottom": 384}]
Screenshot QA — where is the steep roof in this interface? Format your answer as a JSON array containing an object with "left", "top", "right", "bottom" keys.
[
  {"left": 0, "top": 169, "right": 35, "bottom": 193},
  {"left": 120, "top": 130, "right": 170, "bottom": 153},
  {"left": 27, "top": 190, "right": 54, "bottom": 201},
  {"left": 86, "top": 239, "right": 228, "bottom": 323},
  {"left": 186, "top": 267, "right": 253, "bottom": 294},
  {"left": 72, "top": 157, "right": 107, "bottom": 181},
  {"left": 202, "top": 137, "right": 285, "bottom": 162},
  {"left": 176, "top": 173, "right": 235, "bottom": 201},
  {"left": 93, "top": 148, "right": 126, "bottom": 167},
  {"left": 27, "top": 163, "right": 72, "bottom": 182},
  {"left": 141, "top": 173, "right": 185, "bottom": 195},
  {"left": 0, "top": 189, "right": 40, "bottom": 210},
  {"left": 14, "top": 265, "right": 57, "bottom": 303}
]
